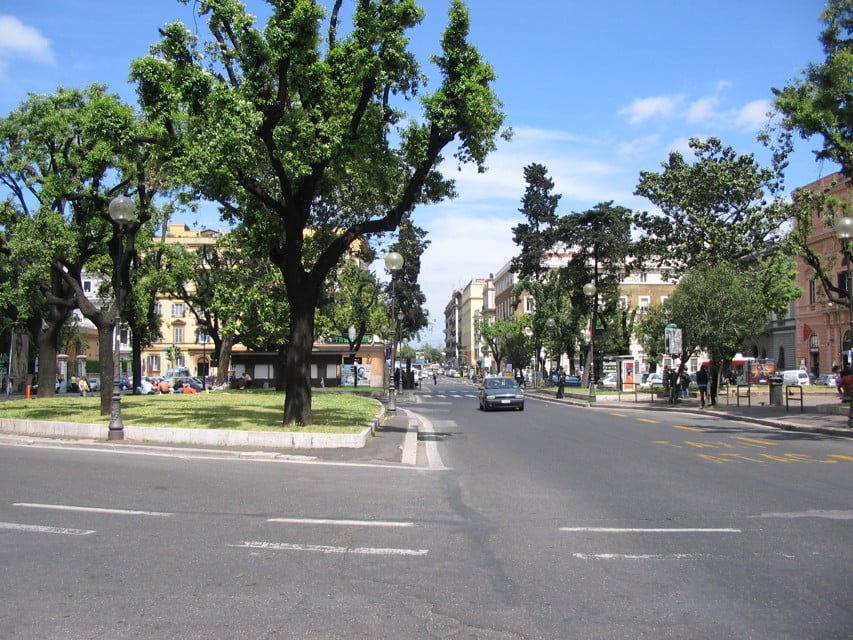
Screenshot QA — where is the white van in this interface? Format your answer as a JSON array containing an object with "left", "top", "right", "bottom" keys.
[{"left": 782, "top": 370, "right": 811, "bottom": 386}]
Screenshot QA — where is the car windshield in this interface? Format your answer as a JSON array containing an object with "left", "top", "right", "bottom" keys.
[{"left": 485, "top": 377, "right": 519, "bottom": 390}]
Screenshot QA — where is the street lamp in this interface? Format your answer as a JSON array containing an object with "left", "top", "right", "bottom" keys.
[
  {"left": 582, "top": 281, "right": 597, "bottom": 400},
  {"left": 348, "top": 325, "right": 358, "bottom": 388},
  {"left": 545, "top": 317, "right": 556, "bottom": 388},
  {"left": 385, "top": 251, "right": 404, "bottom": 412},
  {"left": 834, "top": 216, "right": 853, "bottom": 428},
  {"left": 107, "top": 195, "right": 137, "bottom": 440}
]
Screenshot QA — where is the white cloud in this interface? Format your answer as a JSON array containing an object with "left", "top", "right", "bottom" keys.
[
  {"left": 734, "top": 99, "right": 773, "bottom": 130},
  {"left": 0, "top": 16, "right": 55, "bottom": 64},
  {"left": 686, "top": 95, "right": 721, "bottom": 124},
  {"left": 619, "top": 94, "right": 685, "bottom": 125}
]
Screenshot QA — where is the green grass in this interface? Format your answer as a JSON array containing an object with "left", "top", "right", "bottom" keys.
[{"left": 1, "top": 389, "right": 382, "bottom": 433}]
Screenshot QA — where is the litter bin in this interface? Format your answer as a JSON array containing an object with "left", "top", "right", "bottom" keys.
[{"left": 769, "top": 376, "right": 783, "bottom": 406}]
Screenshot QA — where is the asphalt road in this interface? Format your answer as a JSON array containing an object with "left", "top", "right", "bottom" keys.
[{"left": 1, "top": 376, "right": 851, "bottom": 639}]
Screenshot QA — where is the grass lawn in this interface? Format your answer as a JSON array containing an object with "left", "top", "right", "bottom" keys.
[{"left": 0, "top": 389, "right": 382, "bottom": 433}]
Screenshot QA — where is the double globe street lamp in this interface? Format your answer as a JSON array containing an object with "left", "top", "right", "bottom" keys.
[
  {"left": 582, "top": 281, "right": 597, "bottom": 400},
  {"left": 107, "top": 195, "right": 137, "bottom": 441}
]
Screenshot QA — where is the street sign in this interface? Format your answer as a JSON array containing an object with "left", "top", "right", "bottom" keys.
[{"left": 665, "top": 324, "right": 682, "bottom": 356}]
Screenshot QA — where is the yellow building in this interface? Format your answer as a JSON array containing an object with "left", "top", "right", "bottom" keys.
[{"left": 140, "top": 223, "right": 235, "bottom": 380}]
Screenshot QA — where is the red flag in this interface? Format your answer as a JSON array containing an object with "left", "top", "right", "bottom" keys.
[{"left": 803, "top": 324, "right": 813, "bottom": 341}]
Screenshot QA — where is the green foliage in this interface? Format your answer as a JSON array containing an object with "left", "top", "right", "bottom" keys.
[
  {"left": 478, "top": 315, "right": 532, "bottom": 373},
  {"left": 771, "top": 0, "right": 853, "bottom": 177},
  {"left": 634, "top": 137, "right": 788, "bottom": 277},
  {"left": 665, "top": 263, "right": 768, "bottom": 366},
  {"left": 131, "top": 0, "right": 507, "bottom": 425}
]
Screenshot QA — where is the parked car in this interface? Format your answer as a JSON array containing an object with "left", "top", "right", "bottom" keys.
[
  {"left": 599, "top": 373, "right": 618, "bottom": 389},
  {"left": 782, "top": 369, "right": 812, "bottom": 386},
  {"left": 478, "top": 376, "right": 524, "bottom": 411},
  {"left": 640, "top": 373, "right": 664, "bottom": 389},
  {"left": 172, "top": 376, "right": 204, "bottom": 391},
  {"left": 87, "top": 377, "right": 100, "bottom": 392},
  {"left": 564, "top": 375, "right": 582, "bottom": 387},
  {"left": 815, "top": 373, "right": 839, "bottom": 387}
]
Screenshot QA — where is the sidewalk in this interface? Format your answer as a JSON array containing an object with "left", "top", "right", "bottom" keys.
[{"left": 524, "top": 384, "right": 853, "bottom": 438}]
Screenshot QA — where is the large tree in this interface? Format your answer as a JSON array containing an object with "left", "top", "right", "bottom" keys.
[
  {"left": 0, "top": 85, "right": 162, "bottom": 413},
  {"left": 771, "top": 0, "right": 853, "bottom": 178},
  {"left": 131, "top": 0, "right": 506, "bottom": 425},
  {"left": 663, "top": 263, "right": 769, "bottom": 405}
]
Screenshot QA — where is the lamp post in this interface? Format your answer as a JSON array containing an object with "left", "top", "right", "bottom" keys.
[
  {"left": 583, "top": 281, "right": 597, "bottom": 400},
  {"left": 107, "top": 195, "right": 137, "bottom": 440},
  {"left": 385, "top": 251, "right": 404, "bottom": 412},
  {"left": 545, "top": 317, "right": 556, "bottom": 387},
  {"left": 834, "top": 216, "right": 853, "bottom": 428},
  {"left": 348, "top": 325, "right": 357, "bottom": 388}
]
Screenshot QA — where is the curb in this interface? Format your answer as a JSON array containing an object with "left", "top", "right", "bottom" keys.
[{"left": 0, "top": 407, "right": 386, "bottom": 449}]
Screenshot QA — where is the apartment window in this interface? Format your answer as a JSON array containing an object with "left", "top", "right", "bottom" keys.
[
  {"left": 525, "top": 296, "right": 535, "bottom": 313},
  {"left": 171, "top": 303, "right": 186, "bottom": 317},
  {"left": 83, "top": 280, "right": 92, "bottom": 293},
  {"left": 197, "top": 329, "right": 210, "bottom": 344},
  {"left": 174, "top": 326, "right": 184, "bottom": 344},
  {"left": 146, "top": 354, "right": 161, "bottom": 373},
  {"left": 660, "top": 295, "right": 668, "bottom": 305},
  {"left": 638, "top": 296, "right": 651, "bottom": 309},
  {"left": 809, "top": 280, "right": 817, "bottom": 304},
  {"left": 639, "top": 272, "right": 648, "bottom": 283},
  {"left": 619, "top": 296, "right": 628, "bottom": 309},
  {"left": 154, "top": 303, "right": 162, "bottom": 316}
]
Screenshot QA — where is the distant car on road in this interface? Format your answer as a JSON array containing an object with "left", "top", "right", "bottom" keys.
[
  {"left": 815, "top": 373, "right": 839, "bottom": 387},
  {"left": 478, "top": 376, "right": 524, "bottom": 411},
  {"left": 87, "top": 377, "right": 100, "bottom": 392},
  {"left": 640, "top": 373, "right": 664, "bottom": 389},
  {"left": 599, "top": 373, "right": 618, "bottom": 389}
]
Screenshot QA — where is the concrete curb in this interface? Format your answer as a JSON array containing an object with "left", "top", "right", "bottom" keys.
[{"left": 0, "top": 407, "right": 386, "bottom": 449}]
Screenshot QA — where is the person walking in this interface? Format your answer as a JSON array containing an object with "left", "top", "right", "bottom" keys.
[
  {"left": 78, "top": 377, "right": 89, "bottom": 397},
  {"left": 696, "top": 365, "right": 709, "bottom": 408},
  {"left": 680, "top": 370, "right": 691, "bottom": 398},
  {"left": 556, "top": 368, "right": 565, "bottom": 399},
  {"left": 669, "top": 368, "right": 680, "bottom": 404}
]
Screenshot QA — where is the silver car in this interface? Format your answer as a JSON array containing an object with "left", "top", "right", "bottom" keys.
[{"left": 478, "top": 376, "right": 524, "bottom": 411}]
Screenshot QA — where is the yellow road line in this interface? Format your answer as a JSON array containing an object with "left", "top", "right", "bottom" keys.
[
  {"left": 637, "top": 418, "right": 659, "bottom": 424},
  {"left": 672, "top": 425, "right": 704, "bottom": 432}
]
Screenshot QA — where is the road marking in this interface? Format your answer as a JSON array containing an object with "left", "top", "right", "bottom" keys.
[
  {"left": 14, "top": 502, "right": 172, "bottom": 517},
  {"left": 758, "top": 510, "right": 853, "bottom": 520},
  {"left": 230, "top": 541, "right": 429, "bottom": 556},
  {"left": 410, "top": 410, "right": 448, "bottom": 470},
  {"left": 573, "top": 553, "right": 711, "bottom": 560},
  {"left": 673, "top": 425, "right": 704, "bottom": 432},
  {"left": 608, "top": 412, "right": 628, "bottom": 417},
  {"left": 637, "top": 418, "right": 659, "bottom": 424},
  {"left": 731, "top": 436, "right": 776, "bottom": 447},
  {"left": 268, "top": 517, "right": 414, "bottom": 527},
  {"left": 560, "top": 527, "right": 741, "bottom": 533},
  {"left": 0, "top": 521, "right": 95, "bottom": 536}
]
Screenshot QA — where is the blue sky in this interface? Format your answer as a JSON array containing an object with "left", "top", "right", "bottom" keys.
[{"left": 0, "top": 1, "right": 837, "bottom": 345}]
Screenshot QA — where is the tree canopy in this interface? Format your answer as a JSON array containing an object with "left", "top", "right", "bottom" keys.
[{"left": 131, "top": 0, "right": 507, "bottom": 425}]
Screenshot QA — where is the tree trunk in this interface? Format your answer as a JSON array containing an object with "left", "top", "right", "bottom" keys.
[
  {"left": 216, "top": 334, "right": 235, "bottom": 386},
  {"left": 98, "top": 324, "right": 115, "bottom": 415},
  {"left": 34, "top": 308, "right": 68, "bottom": 398},
  {"left": 283, "top": 298, "right": 314, "bottom": 426}
]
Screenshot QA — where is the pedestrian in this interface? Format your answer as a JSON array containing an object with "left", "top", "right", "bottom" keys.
[
  {"left": 78, "top": 377, "right": 89, "bottom": 397},
  {"left": 837, "top": 368, "right": 853, "bottom": 402},
  {"left": 556, "top": 368, "right": 565, "bottom": 399},
  {"left": 669, "top": 368, "right": 680, "bottom": 404},
  {"left": 433, "top": 371, "right": 437, "bottom": 385},
  {"left": 696, "top": 365, "right": 709, "bottom": 408},
  {"left": 680, "top": 370, "right": 691, "bottom": 398}
]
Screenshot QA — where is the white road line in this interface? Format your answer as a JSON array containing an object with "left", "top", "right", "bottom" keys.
[
  {"left": 14, "top": 502, "right": 172, "bottom": 517},
  {"left": 230, "top": 541, "right": 429, "bottom": 556},
  {"left": 268, "top": 517, "right": 414, "bottom": 527},
  {"left": 573, "top": 553, "right": 712, "bottom": 560},
  {"left": 0, "top": 521, "right": 95, "bottom": 536},
  {"left": 560, "top": 527, "right": 741, "bottom": 533},
  {"left": 758, "top": 510, "right": 853, "bottom": 520},
  {"left": 409, "top": 411, "right": 447, "bottom": 470}
]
